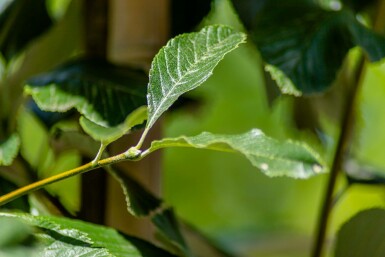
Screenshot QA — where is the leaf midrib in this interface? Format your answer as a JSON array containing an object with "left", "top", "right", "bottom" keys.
[{"left": 147, "top": 32, "right": 239, "bottom": 128}]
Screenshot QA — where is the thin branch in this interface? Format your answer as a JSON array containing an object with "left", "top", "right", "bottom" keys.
[
  {"left": 311, "top": 55, "right": 366, "bottom": 257},
  {"left": 0, "top": 151, "right": 140, "bottom": 207},
  {"left": 311, "top": 1, "right": 385, "bottom": 256}
]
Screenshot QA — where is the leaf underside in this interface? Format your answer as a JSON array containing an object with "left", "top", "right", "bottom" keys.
[
  {"left": 110, "top": 169, "right": 162, "bottom": 217},
  {"left": 150, "top": 129, "right": 325, "bottom": 178},
  {"left": 146, "top": 25, "right": 246, "bottom": 130},
  {"left": 152, "top": 208, "right": 191, "bottom": 257},
  {"left": 25, "top": 58, "right": 148, "bottom": 127},
  {"left": 249, "top": 1, "right": 385, "bottom": 94},
  {"left": 79, "top": 106, "right": 147, "bottom": 145}
]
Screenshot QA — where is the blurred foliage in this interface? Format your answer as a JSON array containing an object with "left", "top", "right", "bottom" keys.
[{"left": 163, "top": 0, "right": 385, "bottom": 256}]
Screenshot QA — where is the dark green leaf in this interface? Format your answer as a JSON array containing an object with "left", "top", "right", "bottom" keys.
[
  {"left": 250, "top": 2, "right": 385, "bottom": 94},
  {"left": 0, "top": 212, "right": 174, "bottom": 257},
  {"left": 152, "top": 208, "right": 191, "bottom": 257},
  {"left": 120, "top": 234, "right": 178, "bottom": 257},
  {"left": 0, "top": 0, "right": 52, "bottom": 61},
  {"left": 335, "top": 208, "right": 385, "bottom": 257},
  {"left": 146, "top": 25, "right": 246, "bottom": 130},
  {"left": 148, "top": 129, "right": 325, "bottom": 179},
  {"left": 25, "top": 58, "right": 147, "bottom": 126},
  {"left": 109, "top": 168, "right": 162, "bottom": 217},
  {"left": 342, "top": 0, "right": 377, "bottom": 12},
  {"left": 0, "top": 133, "right": 20, "bottom": 166}
]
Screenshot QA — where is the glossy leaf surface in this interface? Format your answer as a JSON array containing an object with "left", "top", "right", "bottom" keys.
[
  {"left": 25, "top": 59, "right": 147, "bottom": 126},
  {"left": 149, "top": 129, "right": 325, "bottom": 178},
  {"left": 0, "top": 133, "right": 20, "bottom": 166},
  {"left": 0, "top": 212, "right": 174, "bottom": 257},
  {"left": 146, "top": 25, "right": 246, "bottom": 130}
]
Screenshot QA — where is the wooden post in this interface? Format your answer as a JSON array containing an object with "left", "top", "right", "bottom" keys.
[
  {"left": 105, "top": 0, "right": 169, "bottom": 240},
  {"left": 79, "top": 0, "right": 109, "bottom": 224}
]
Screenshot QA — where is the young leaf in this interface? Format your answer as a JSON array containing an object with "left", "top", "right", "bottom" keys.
[
  {"left": 146, "top": 25, "right": 246, "bottom": 131},
  {"left": 25, "top": 58, "right": 147, "bottom": 127},
  {"left": 335, "top": 208, "right": 385, "bottom": 257},
  {"left": 80, "top": 106, "right": 147, "bottom": 145},
  {"left": 147, "top": 129, "right": 325, "bottom": 178},
  {"left": 0, "top": 133, "right": 20, "bottom": 166},
  {"left": 0, "top": 212, "right": 175, "bottom": 257},
  {"left": 109, "top": 168, "right": 162, "bottom": 217},
  {"left": 152, "top": 208, "right": 191, "bottom": 257}
]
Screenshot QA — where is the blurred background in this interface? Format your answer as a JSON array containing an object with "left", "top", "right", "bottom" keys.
[{"left": 1, "top": 0, "right": 385, "bottom": 256}]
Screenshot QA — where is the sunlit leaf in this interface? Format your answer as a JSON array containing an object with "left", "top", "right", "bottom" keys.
[
  {"left": 0, "top": 133, "right": 20, "bottom": 166},
  {"left": 25, "top": 58, "right": 147, "bottom": 127},
  {"left": 335, "top": 208, "right": 385, "bottom": 257},
  {"left": 80, "top": 106, "right": 147, "bottom": 145},
  {"left": 250, "top": 1, "right": 385, "bottom": 94},
  {"left": 0, "top": 212, "right": 175, "bottom": 257},
  {"left": 146, "top": 25, "right": 246, "bottom": 130},
  {"left": 148, "top": 129, "right": 325, "bottom": 178},
  {"left": 152, "top": 208, "right": 191, "bottom": 257},
  {"left": 0, "top": 0, "right": 52, "bottom": 61},
  {"left": 109, "top": 168, "right": 162, "bottom": 217}
]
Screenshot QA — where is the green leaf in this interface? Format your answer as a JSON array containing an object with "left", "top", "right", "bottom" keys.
[
  {"left": 0, "top": 216, "right": 33, "bottom": 247},
  {"left": 44, "top": 150, "right": 81, "bottom": 215},
  {"left": 0, "top": 0, "right": 52, "bottom": 61},
  {"left": 146, "top": 25, "right": 246, "bottom": 130},
  {"left": 264, "top": 64, "right": 301, "bottom": 96},
  {"left": 25, "top": 58, "right": 147, "bottom": 126},
  {"left": 0, "top": 133, "right": 20, "bottom": 166},
  {"left": 342, "top": 0, "right": 377, "bottom": 12},
  {"left": 109, "top": 168, "right": 162, "bottom": 217},
  {"left": 335, "top": 208, "right": 385, "bottom": 257},
  {"left": 148, "top": 129, "right": 325, "bottom": 178},
  {"left": 251, "top": 2, "right": 385, "bottom": 94},
  {"left": 0, "top": 216, "right": 39, "bottom": 257},
  {"left": 0, "top": 212, "right": 175, "bottom": 257},
  {"left": 80, "top": 106, "right": 147, "bottom": 145},
  {"left": 17, "top": 108, "right": 80, "bottom": 214},
  {"left": 152, "top": 208, "right": 191, "bottom": 257}
]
